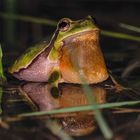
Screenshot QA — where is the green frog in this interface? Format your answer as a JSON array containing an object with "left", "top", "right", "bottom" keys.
[{"left": 8, "top": 16, "right": 109, "bottom": 84}]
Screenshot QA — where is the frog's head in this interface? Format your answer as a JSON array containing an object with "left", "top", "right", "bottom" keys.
[
  {"left": 50, "top": 15, "right": 100, "bottom": 59},
  {"left": 51, "top": 16, "right": 109, "bottom": 84},
  {"left": 55, "top": 15, "right": 99, "bottom": 45}
]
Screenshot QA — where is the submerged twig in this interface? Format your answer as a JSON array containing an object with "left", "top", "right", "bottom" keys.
[
  {"left": 112, "top": 108, "right": 140, "bottom": 113},
  {"left": 122, "top": 60, "right": 140, "bottom": 78}
]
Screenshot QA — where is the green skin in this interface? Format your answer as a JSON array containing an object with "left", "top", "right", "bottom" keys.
[
  {"left": 9, "top": 42, "right": 48, "bottom": 73},
  {"left": 9, "top": 16, "right": 98, "bottom": 74}
]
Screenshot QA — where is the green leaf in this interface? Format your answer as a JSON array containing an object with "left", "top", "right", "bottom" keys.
[
  {"left": 101, "top": 30, "right": 140, "bottom": 42},
  {"left": 19, "top": 101, "right": 140, "bottom": 117},
  {"left": 18, "top": 99, "right": 140, "bottom": 139},
  {"left": 0, "top": 87, "right": 3, "bottom": 114},
  {"left": 0, "top": 12, "right": 57, "bottom": 26},
  {"left": 120, "top": 23, "right": 140, "bottom": 33},
  {"left": 0, "top": 45, "right": 7, "bottom": 83}
]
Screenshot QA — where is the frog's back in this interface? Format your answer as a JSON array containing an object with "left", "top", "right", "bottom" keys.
[{"left": 9, "top": 41, "right": 48, "bottom": 73}]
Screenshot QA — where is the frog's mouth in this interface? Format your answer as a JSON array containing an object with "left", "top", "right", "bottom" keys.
[{"left": 63, "top": 29, "right": 99, "bottom": 44}]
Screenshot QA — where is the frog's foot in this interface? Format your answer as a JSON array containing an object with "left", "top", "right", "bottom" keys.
[{"left": 109, "top": 74, "right": 129, "bottom": 93}]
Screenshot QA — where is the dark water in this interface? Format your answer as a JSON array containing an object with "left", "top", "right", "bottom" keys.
[{"left": 0, "top": 76, "right": 140, "bottom": 140}]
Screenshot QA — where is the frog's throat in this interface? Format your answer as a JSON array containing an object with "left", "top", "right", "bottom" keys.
[{"left": 59, "top": 30, "right": 109, "bottom": 84}]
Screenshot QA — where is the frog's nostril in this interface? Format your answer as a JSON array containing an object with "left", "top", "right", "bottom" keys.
[
  {"left": 58, "top": 19, "right": 70, "bottom": 32},
  {"left": 91, "top": 16, "right": 97, "bottom": 22}
]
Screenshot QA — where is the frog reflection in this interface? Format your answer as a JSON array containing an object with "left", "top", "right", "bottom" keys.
[{"left": 19, "top": 82, "right": 107, "bottom": 136}]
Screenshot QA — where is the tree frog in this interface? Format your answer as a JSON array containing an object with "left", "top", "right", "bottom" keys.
[{"left": 8, "top": 16, "right": 109, "bottom": 84}]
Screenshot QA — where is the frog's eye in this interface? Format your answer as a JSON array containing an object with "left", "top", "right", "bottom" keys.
[{"left": 58, "top": 19, "right": 70, "bottom": 32}]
